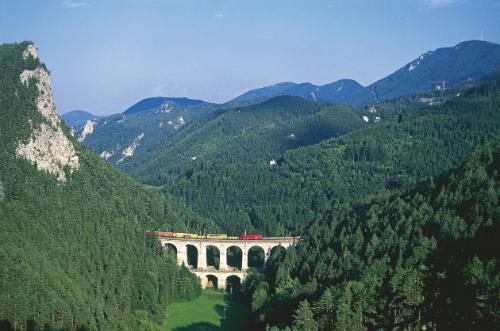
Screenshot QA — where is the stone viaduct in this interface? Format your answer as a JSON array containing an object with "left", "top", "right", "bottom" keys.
[{"left": 157, "top": 236, "right": 300, "bottom": 289}]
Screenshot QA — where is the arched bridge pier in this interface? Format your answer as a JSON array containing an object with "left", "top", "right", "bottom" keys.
[{"left": 157, "top": 236, "right": 299, "bottom": 289}]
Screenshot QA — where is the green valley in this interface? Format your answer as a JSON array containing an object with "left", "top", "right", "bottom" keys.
[{"left": 162, "top": 289, "right": 251, "bottom": 331}]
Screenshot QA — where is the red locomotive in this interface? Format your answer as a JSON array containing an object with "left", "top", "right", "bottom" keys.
[
  {"left": 157, "top": 231, "right": 174, "bottom": 237},
  {"left": 239, "top": 234, "right": 263, "bottom": 240},
  {"left": 144, "top": 231, "right": 174, "bottom": 237}
]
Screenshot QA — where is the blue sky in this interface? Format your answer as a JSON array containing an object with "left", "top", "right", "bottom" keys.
[{"left": 1, "top": 0, "right": 499, "bottom": 115}]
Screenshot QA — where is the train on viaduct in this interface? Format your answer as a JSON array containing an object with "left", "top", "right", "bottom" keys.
[{"left": 146, "top": 231, "right": 300, "bottom": 290}]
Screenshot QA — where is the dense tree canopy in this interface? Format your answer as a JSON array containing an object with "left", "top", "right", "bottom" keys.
[
  {"left": 123, "top": 96, "right": 364, "bottom": 185},
  {"left": 242, "top": 142, "right": 499, "bottom": 330}
]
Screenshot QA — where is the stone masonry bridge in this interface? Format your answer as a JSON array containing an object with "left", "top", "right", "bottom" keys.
[{"left": 157, "top": 236, "right": 300, "bottom": 289}]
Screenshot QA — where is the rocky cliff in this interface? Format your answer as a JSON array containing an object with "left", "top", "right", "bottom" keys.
[{"left": 15, "top": 43, "right": 79, "bottom": 182}]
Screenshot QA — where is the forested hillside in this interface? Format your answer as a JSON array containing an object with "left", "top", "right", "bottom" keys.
[
  {"left": 124, "top": 96, "right": 364, "bottom": 184},
  {"left": 164, "top": 81, "right": 500, "bottom": 235},
  {"left": 242, "top": 142, "right": 499, "bottom": 330},
  {"left": 0, "top": 42, "right": 214, "bottom": 330}
]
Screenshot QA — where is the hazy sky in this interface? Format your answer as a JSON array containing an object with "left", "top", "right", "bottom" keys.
[{"left": 1, "top": 0, "right": 499, "bottom": 115}]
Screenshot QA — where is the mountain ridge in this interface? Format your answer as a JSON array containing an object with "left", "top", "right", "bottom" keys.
[
  {"left": 61, "top": 109, "right": 101, "bottom": 127},
  {"left": 230, "top": 40, "right": 500, "bottom": 106},
  {"left": 369, "top": 40, "right": 500, "bottom": 100},
  {"left": 230, "top": 78, "right": 376, "bottom": 106}
]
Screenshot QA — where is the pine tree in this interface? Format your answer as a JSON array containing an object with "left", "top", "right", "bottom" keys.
[
  {"left": 313, "top": 288, "right": 334, "bottom": 329},
  {"left": 335, "top": 282, "right": 366, "bottom": 331},
  {"left": 293, "top": 300, "right": 318, "bottom": 331}
]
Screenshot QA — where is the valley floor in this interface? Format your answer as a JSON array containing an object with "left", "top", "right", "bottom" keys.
[{"left": 162, "top": 289, "right": 251, "bottom": 331}]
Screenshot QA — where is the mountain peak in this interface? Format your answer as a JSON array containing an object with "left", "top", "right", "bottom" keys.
[
  {"left": 454, "top": 39, "right": 496, "bottom": 47},
  {"left": 62, "top": 110, "right": 100, "bottom": 127},
  {"left": 22, "top": 41, "right": 38, "bottom": 59},
  {"left": 272, "top": 82, "right": 297, "bottom": 87},
  {"left": 123, "top": 96, "right": 206, "bottom": 115}
]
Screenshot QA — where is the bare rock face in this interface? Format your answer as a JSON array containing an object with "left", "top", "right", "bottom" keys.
[
  {"left": 172, "top": 115, "right": 185, "bottom": 129},
  {"left": 16, "top": 44, "right": 79, "bottom": 182},
  {"left": 117, "top": 133, "right": 144, "bottom": 163},
  {"left": 22, "top": 43, "right": 38, "bottom": 60},
  {"left": 78, "top": 120, "right": 97, "bottom": 142},
  {"left": 157, "top": 102, "right": 173, "bottom": 114},
  {"left": 100, "top": 150, "right": 114, "bottom": 160},
  {"left": 19, "top": 68, "right": 61, "bottom": 127}
]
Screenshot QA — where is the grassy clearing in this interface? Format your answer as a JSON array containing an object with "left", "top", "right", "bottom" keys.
[{"left": 163, "top": 289, "right": 251, "bottom": 331}]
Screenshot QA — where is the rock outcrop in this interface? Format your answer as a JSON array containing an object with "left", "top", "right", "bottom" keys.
[
  {"left": 99, "top": 150, "right": 114, "bottom": 160},
  {"left": 171, "top": 115, "right": 185, "bottom": 129},
  {"left": 16, "top": 43, "right": 79, "bottom": 182},
  {"left": 22, "top": 43, "right": 38, "bottom": 60},
  {"left": 117, "top": 133, "right": 144, "bottom": 163},
  {"left": 78, "top": 120, "right": 97, "bottom": 142}
]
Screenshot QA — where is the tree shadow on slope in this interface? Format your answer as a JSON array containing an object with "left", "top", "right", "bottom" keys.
[
  {"left": 0, "top": 319, "right": 92, "bottom": 331},
  {"left": 215, "top": 296, "right": 251, "bottom": 331},
  {"left": 172, "top": 321, "right": 220, "bottom": 331},
  {"left": 171, "top": 291, "right": 251, "bottom": 331}
]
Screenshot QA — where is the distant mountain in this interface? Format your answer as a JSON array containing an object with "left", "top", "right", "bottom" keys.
[
  {"left": 232, "top": 40, "right": 500, "bottom": 106},
  {"left": 369, "top": 40, "right": 500, "bottom": 100},
  {"left": 315, "top": 79, "right": 376, "bottom": 105},
  {"left": 74, "top": 96, "right": 217, "bottom": 166},
  {"left": 61, "top": 110, "right": 100, "bottom": 127},
  {"left": 124, "top": 96, "right": 206, "bottom": 115},
  {"left": 231, "top": 79, "right": 375, "bottom": 106},
  {"left": 229, "top": 82, "right": 299, "bottom": 103}
]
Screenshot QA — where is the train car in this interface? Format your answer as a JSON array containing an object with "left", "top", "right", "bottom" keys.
[
  {"left": 239, "top": 234, "right": 263, "bottom": 240},
  {"left": 172, "top": 232, "right": 205, "bottom": 238},
  {"left": 206, "top": 234, "right": 228, "bottom": 239},
  {"left": 172, "top": 232, "right": 190, "bottom": 238},
  {"left": 157, "top": 231, "right": 174, "bottom": 237},
  {"left": 227, "top": 236, "right": 239, "bottom": 240}
]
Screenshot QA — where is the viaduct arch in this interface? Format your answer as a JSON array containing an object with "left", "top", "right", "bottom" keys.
[{"left": 157, "top": 236, "right": 300, "bottom": 289}]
